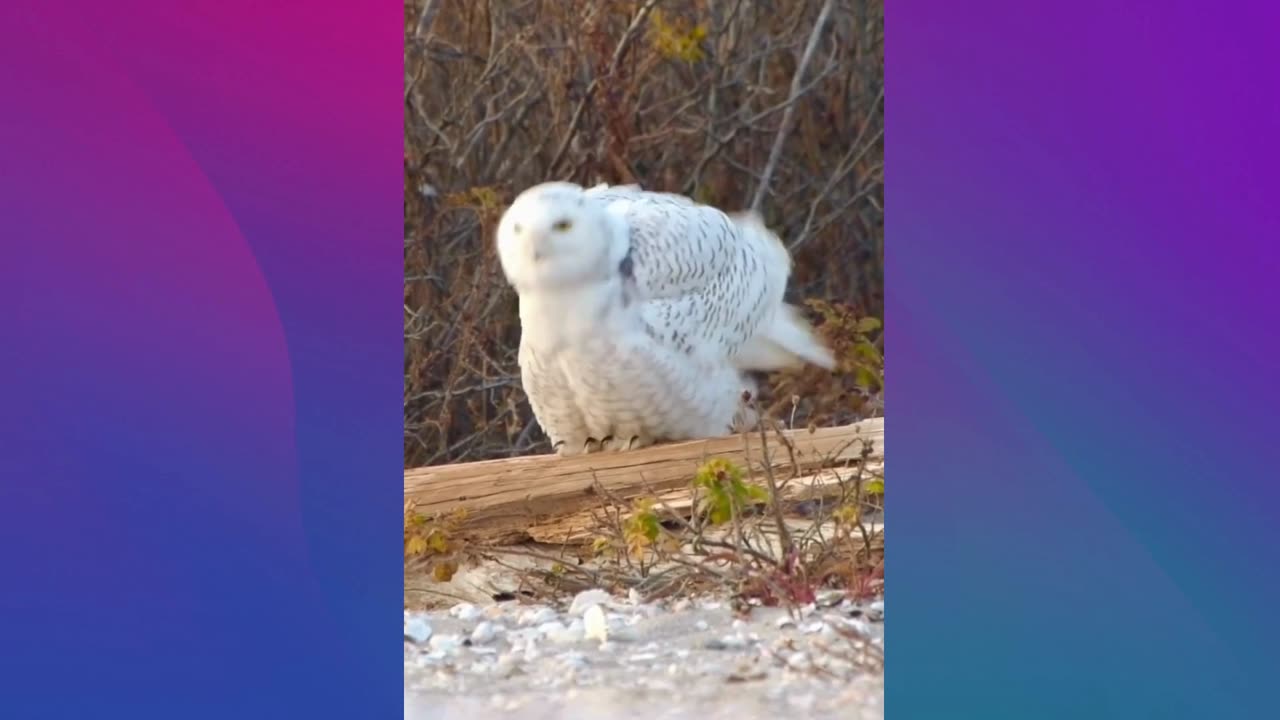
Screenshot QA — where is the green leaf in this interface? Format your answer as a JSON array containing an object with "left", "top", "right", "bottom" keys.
[
  {"left": 855, "top": 366, "right": 882, "bottom": 391},
  {"left": 855, "top": 317, "right": 882, "bottom": 334}
]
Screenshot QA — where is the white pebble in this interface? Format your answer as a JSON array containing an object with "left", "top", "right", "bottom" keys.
[
  {"left": 491, "top": 656, "right": 517, "bottom": 678},
  {"left": 694, "top": 620, "right": 710, "bottom": 632},
  {"left": 776, "top": 615, "right": 797, "bottom": 629},
  {"left": 706, "top": 635, "right": 748, "bottom": 650},
  {"left": 569, "top": 588, "right": 612, "bottom": 616},
  {"left": 583, "top": 604, "right": 609, "bottom": 642},
  {"left": 537, "top": 620, "right": 567, "bottom": 636},
  {"left": 449, "top": 602, "right": 481, "bottom": 621},
  {"left": 547, "top": 624, "right": 585, "bottom": 644},
  {"left": 816, "top": 589, "right": 846, "bottom": 607},
  {"left": 560, "top": 651, "right": 589, "bottom": 668},
  {"left": 428, "top": 633, "right": 463, "bottom": 653},
  {"left": 520, "top": 607, "right": 558, "bottom": 626},
  {"left": 470, "top": 621, "right": 496, "bottom": 645},
  {"left": 628, "top": 588, "right": 643, "bottom": 605},
  {"left": 403, "top": 617, "right": 433, "bottom": 644}
]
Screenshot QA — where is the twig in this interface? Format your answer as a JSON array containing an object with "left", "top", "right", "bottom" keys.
[
  {"left": 750, "top": 0, "right": 835, "bottom": 213},
  {"left": 548, "top": 0, "right": 664, "bottom": 174}
]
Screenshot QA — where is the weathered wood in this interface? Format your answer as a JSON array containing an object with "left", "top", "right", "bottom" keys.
[
  {"left": 404, "top": 418, "right": 884, "bottom": 544},
  {"left": 525, "top": 461, "right": 884, "bottom": 543}
]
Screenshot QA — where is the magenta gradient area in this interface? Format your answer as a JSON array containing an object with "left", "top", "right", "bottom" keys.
[{"left": 1, "top": 1, "right": 402, "bottom": 716}]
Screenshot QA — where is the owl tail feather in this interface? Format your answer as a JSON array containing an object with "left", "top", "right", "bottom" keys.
[
  {"left": 726, "top": 210, "right": 836, "bottom": 373},
  {"left": 736, "top": 303, "right": 837, "bottom": 372}
]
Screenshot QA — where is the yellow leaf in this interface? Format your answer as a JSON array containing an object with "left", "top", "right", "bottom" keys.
[
  {"left": 426, "top": 529, "right": 450, "bottom": 554},
  {"left": 432, "top": 561, "right": 457, "bottom": 582},
  {"left": 405, "top": 535, "right": 427, "bottom": 558}
]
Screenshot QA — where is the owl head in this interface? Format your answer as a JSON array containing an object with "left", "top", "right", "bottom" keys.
[{"left": 495, "top": 182, "right": 628, "bottom": 294}]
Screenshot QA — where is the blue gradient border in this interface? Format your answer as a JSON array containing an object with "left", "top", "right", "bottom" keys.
[
  {"left": 2, "top": 1, "right": 1278, "bottom": 718},
  {"left": 1, "top": 1, "right": 402, "bottom": 717},
  {"left": 890, "top": 1, "right": 1279, "bottom": 717}
]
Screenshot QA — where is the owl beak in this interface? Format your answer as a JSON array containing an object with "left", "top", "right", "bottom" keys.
[{"left": 531, "top": 235, "right": 548, "bottom": 262}]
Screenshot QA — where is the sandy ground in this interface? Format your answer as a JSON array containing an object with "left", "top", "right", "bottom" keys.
[{"left": 404, "top": 591, "right": 883, "bottom": 720}]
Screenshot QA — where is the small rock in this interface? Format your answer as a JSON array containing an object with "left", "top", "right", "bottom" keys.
[
  {"left": 627, "top": 588, "right": 644, "bottom": 605},
  {"left": 520, "top": 607, "right": 558, "bottom": 626},
  {"left": 786, "top": 652, "right": 809, "bottom": 670},
  {"left": 560, "top": 651, "right": 589, "bottom": 668},
  {"left": 816, "top": 589, "right": 846, "bottom": 607},
  {"left": 428, "top": 633, "right": 463, "bottom": 653},
  {"left": 570, "top": 588, "right": 612, "bottom": 616},
  {"left": 694, "top": 620, "right": 710, "bottom": 632},
  {"left": 583, "top": 604, "right": 609, "bottom": 642},
  {"left": 470, "top": 621, "right": 496, "bottom": 645},
  {"left": 490, "top": 656, "right": 517, "bottom": 678},
  {"left": 820, "top": 656, "right": 855, "bottom": 676},
  {"left": 404, "top": 617, "right": 433, "bottom": 644},
  {"left": 537, "top": 620, "right": 567, "bottom": 636},
  {"left": 731, "top": 619, "right": 747, "bottom": 630},
  {"left": 800, "top": 621, "right": 826, "bottom": 634},
  {"left": 552, "top": 621, "right": 590, "bottom": 645},
  {"left": 672, "top": 598, "right": 692, "bottom": 612},
  {"left": 868, "top": 600, "right": 885, "bottom": 621},
  {"left": 704, "top": 635, "right": 748, "bottom": 651},
  {"left": 449, "top": 602, "right": 482, "bottom": 621},
  {"left": 776, "top": 615, "right": 797, "bottom": 629},
  {"left": 417, "top": 651, "right": 446, "bottom": 665}
]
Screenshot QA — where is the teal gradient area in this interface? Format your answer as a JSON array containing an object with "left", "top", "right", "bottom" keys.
[{"left": 890, "top": 1, "right": 1280, "bottom": 716}]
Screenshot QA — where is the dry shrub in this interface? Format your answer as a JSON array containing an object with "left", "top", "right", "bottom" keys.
[{"left": 405, "top": 0, "right": 884, "bottom": 467}]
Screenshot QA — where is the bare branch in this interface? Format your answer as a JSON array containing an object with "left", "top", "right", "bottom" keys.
[{"left": 750, "top": 0, "right": 836, "bottom": 213}]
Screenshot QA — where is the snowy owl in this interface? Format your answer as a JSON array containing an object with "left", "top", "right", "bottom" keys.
[{"left": 495, "top": 181, "right": 834, "bottom": 456}]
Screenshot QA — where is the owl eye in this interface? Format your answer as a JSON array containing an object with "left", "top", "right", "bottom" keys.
[
  {"left": 513, "top": 223, "right": 523, "bottom": 234},
  {"left": 552, "top": 219, "right": 573, "bottom": 232}
]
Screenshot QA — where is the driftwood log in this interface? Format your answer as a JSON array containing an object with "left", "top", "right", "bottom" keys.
[{"left": 404, "top": 418, "right": 884, "bottom": 544}]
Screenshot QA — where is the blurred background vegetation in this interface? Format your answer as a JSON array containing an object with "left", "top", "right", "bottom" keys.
[{"left": 405, "top": 0, "right": 883, "bottom": 467}]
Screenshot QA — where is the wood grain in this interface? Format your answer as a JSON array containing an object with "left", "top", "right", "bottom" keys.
[{"left": 404, "top": 418, "right": 884, "bottom": 543}]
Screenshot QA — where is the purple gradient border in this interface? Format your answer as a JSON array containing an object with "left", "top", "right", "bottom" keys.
[
  {"left": 2, "top": 1, "right": 402, "bottom": 716},
  {"left": 1, "top": 1, "right": 1278, "bottom": 718},
  {"left": 889, "top": 1, "right": 1279, "bottom": 716}
]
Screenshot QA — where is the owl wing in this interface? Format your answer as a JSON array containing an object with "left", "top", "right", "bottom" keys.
[{"left": 584, "top": 184, "right": 797, "bottom": 367}]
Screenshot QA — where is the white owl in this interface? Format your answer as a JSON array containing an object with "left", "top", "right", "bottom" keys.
[{"left": 495, "top": 181, "right": 834, "bottom": 456}]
